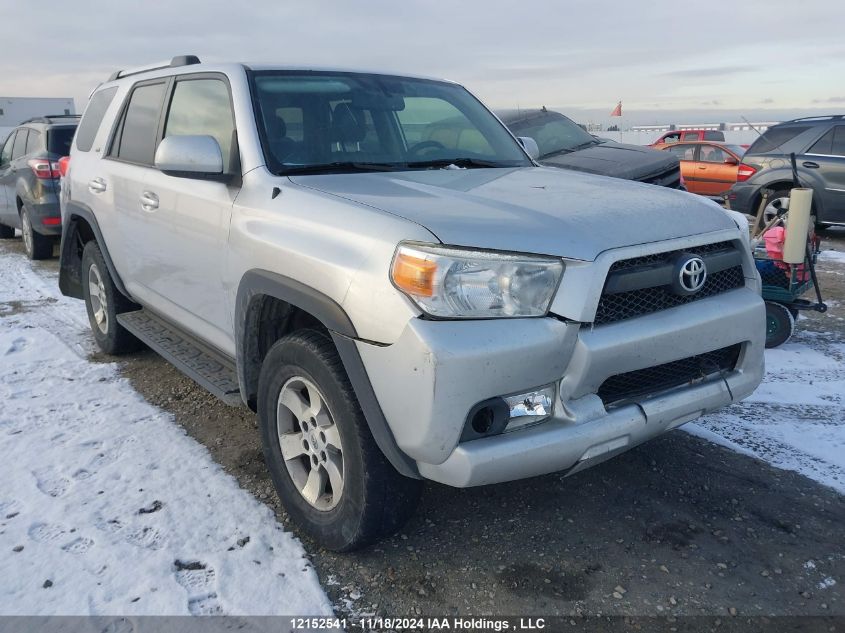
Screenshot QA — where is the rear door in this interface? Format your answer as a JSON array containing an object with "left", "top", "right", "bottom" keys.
[
  {"left": 100, "top": 79, "right": 169, "bottom": 284},
  {"left": 0, "top": 130, "right": 28, "bottom": 225},
  {"left": 694, "top": 144, "right": 738, "bottom": 196},
  {"left": 132, "top": 73, "right": 239, "bottom": 351},
  {"left": 804, "top": 125, "right": 845, "bottom": 219}
]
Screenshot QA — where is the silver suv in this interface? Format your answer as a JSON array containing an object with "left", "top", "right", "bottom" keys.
[{"left": 59, "top": 57, "right": 765, "bottom": 551}]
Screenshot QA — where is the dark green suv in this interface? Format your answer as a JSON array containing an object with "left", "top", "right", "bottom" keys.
[
  {"left": 0, "top": 115, "right": 79, "bottom": 258},
  {"left": 727, "top": 115, "right": 845, "bottom": 228}
]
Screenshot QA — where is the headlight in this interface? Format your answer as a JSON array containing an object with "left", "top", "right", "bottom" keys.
[{"left": 390, "top": 243, "right": 563, "bottom": 318}]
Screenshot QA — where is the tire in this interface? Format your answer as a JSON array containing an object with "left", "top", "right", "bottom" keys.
[
  {"left": 0, "top": 223, "right": 14, "bottom": 239},
  {"left": 765, "top": 301, "right": 795, "bottom": 348},
  {"left": 81, "top": 241, "right": 142, "bottom": 354},
  {"left": 257, "top": 329, "right": 422, "bottom": 551},
  {"left": 21, "top": 206, "right": 54, "bottom": 260}
]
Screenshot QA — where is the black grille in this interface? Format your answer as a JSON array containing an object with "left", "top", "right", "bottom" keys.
[
  {"left": 594, "top": 242, "right": 745, "bottom": 325},
  {"left": 597, "top": 344, "right": 742, "bottom": 407}
]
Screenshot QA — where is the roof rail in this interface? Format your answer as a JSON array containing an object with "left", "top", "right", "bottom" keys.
[
  {"left": 107, "top": 55, "right": 201, "bottom": 82},
  {"left": 787, "top": 115, "right": 844, "bottom": 123},
  {"left": 19, "top": 114, "right": 82, "bottom": 125}
]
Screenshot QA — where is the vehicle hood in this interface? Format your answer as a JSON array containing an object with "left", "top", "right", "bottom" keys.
[
  {"left": 289, "top": 166, "right": 734, "bottom": 261},
  {"left": 540, "top": 141, "right": 677, "bottom": 181}
]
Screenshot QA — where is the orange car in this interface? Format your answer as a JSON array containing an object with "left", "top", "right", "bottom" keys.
[{"left": 661, "top": 142, "right": 750, "bottom": 198}]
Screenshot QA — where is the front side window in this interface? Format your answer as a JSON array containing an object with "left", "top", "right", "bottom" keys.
[
  {"left": 111, "top": 82, "right": 167, "bottom": 165},
  {"left": 0, "top": 132, "right": 15, "bottom": 165},
  {"left": 251, "top": 71, "right": 530, "bottom": 174},
  {"left": 666, "top": 144, "right": 696, "bottom": 160},
  {"left": 505, "top": 111, "right": 596, "bottom": 159},
  {"left": 164, "top": 78, "right": 235, "bottom": 172},
  {"left": 662, "top": 133, "right": 681, "bottom": 144}
]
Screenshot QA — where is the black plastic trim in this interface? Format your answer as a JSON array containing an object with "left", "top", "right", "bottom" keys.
[
  {"left": 234, "top": 269, "right": 419, "bottom": 478},
  {"left": 59, "top": 201, "right": 132, "bottom": 300}
]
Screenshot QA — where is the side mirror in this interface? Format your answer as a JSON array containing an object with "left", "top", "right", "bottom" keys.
[
  {"left": 155, "top": 135, "right": 226, "bottom": 180},
  {"left": 517, "top": 136, "right": 541, "bottom": 160},
  {"left": 724, "top": 156, "right": 738, "bottom": 166}
]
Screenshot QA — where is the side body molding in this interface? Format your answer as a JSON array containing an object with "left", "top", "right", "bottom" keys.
[{"left": 235, "top": 269, "right": 419, "bottom": 478}]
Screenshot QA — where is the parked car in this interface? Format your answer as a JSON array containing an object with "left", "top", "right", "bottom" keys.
[
  {"left": 0, "top": 115, "right": 80, "bottom": 259},
  {"left": 59, "top": 57, "right": 764, "bottom": 551},
  {"left": 650, "top": 129, "right": 725, "bottom": 149},
  {"left": 497, "top": 108, "right": 682, "bottom": 188},
  {"left": 728, "top": 115, "right": 845, "bottom": 228},
  {"left": 661, "top": 141, "right": 748, "bottom": 199}
]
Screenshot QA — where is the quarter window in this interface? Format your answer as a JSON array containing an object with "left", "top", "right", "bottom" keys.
[
  {"left": 112, "top": 82, "right": 167, "bottom": 165},
  {"left": 11, "top": 129, "right": 28, "bottom": 160},
  {"left": 77, "top": 87, "right": 118, "bottom": 152},
  {"left": 25, "top": 129, "right": 42, "bottom": 155},
  {"left": 164, "top": 78, "right": 235, "bottom": 172}
]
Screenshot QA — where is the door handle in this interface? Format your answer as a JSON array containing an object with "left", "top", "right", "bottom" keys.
[
  {"left": 697, "top": 166, "right": 707, "bottom": 169},
  {"left": 140, "top": 191, "right": 159, "bottom": 211},
  {"left": 802, "top": 161, "right": 820, "bottom": 169},
  {"left": 88, "top": 178, "right": 107, "bottom": 194}
]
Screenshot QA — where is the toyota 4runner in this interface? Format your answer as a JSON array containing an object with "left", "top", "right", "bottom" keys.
[{"left": 59, "top": 56, "right": 765, "bottom": 551}]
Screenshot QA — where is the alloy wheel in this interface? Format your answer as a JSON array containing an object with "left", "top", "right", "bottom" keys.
[
  {"left": 87, "top": 262, "right": 109, "bottom": 335},
  {"left": 276, "top": 376, "right": 344, "bottom": 511}
]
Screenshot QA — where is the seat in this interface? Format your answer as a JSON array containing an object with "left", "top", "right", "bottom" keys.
[
  {"left": 264, "top": 112, "right": 297, "bottom": 162},
  {"left": 331, "top": 102, "right": 366, "bottom": 151}
]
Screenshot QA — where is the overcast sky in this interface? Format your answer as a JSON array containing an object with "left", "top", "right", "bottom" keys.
[{"left": 1, "top": 0, "right": 843, "bottom": 124}]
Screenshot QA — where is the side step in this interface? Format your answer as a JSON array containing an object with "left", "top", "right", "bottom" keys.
[{"left": 117, "top": 310, "right": 243, "bottom": 406}]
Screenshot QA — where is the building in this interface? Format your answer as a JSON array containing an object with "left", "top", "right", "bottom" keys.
[{"left": 0, "top": 96, "right": 75, "bottom": 139}]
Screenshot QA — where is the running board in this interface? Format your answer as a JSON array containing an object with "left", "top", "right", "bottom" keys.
[{"left": 117, "top": 310, "right": 243, "bottom": 406}]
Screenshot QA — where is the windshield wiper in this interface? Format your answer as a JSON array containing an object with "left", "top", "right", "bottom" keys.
[
  {"left": 539, "top": 140, "right": 597, "bottom": 159},
  {"left": 280, "top": 161, "right": 399, "bottom": 176},
  {"left": 404, "top": 157, "right": 508, "bottom": 169}
]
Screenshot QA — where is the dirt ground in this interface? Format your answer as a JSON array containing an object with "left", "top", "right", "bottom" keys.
[{"left": 5, "top": 226, "right": 845, "bottom": 619}]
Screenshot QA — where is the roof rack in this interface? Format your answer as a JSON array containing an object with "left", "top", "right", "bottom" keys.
[
  {"left": 20, "top": 114, "right": 82, "bottom": 125},
  {"left": 787, "top": 115, "right": 844, "bottom": 123},
  {"left": 107, "top": 55, "right": 201, "bottom": 82}
]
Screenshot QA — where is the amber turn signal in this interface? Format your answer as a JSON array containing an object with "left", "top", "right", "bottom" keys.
[{"left": 391, "top": 251, "right": 438, "bottom": 297}]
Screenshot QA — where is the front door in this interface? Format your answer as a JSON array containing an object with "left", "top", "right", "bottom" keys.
[
  {"left": 134, "top": 74, "right": 239, "bottom": 353},
  {"left": 694, "top": 144, "right": 737, "bottom": 196}
]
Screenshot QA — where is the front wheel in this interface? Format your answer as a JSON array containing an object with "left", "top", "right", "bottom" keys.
[
  {"left": 257, "top": 329, "right": 421, "bottom": 551},
  {"left": 765, "top": 301, "right": 795, "bottom": 348},
  {"left": 21, "top": 206, "right": 54, "bottom": 260}
]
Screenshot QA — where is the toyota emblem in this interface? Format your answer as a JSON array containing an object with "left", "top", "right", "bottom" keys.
[{"left": 673, "top": 255, "right": 707, "bottom": 295}]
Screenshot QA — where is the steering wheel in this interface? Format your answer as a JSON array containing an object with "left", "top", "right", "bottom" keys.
[{"left": 408, "top": 140, "right": 446, "bottom": 157}]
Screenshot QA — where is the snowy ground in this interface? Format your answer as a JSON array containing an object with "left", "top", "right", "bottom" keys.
[
  {"left": 0, "top": 245, "right": 332, "bottom": 617},
  {"left": 687, "top": 248, "right": 845, "bottom": 494}
]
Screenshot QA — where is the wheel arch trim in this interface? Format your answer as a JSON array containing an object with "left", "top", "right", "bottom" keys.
[{"left": 235, "top": 269, "right": 419, "bottom": 478}]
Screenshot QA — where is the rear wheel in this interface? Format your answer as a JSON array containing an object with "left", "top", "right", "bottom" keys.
[
  {"left": 765, "top": 301, "right": 795, "bottom": 348},
  {"left": 21, "top": 206, "right": 53, "bottom": 260},
  {"left": 0, "top": 224, "right": 14, "bottom": 239},
  {"left": 81, "top": 241, "right": 141, "bottom": 354},
  {"left": 257, "top": 329, "right": 421, "bottom": 551}
]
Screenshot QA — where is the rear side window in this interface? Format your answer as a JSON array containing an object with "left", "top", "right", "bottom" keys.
[
  {"left": 163, "top": 78, "right": 235, "bottom": 172},
  {"left": 748, "top": 125, "right": 809, "bottom": 154},
  {"left": 808, "top": 126, "right": 845, "bottom": 156},
  {"left": 111, "top": 82, "right": 167, "bottom": 165},
  {"left": 12, "top": 130, "right": 28, "bottom": 159},
  {"left": 47, "top": 127, "right": 75, "bottom": 155},
  {"left": 25, "top": 129, "right": 42, "bottom": 155},
  {"left": 703, "top": 131, "right": 724, "bottom": 141},
  {"left": 77, "top": 87, "right": 118, "bottom": 152}
]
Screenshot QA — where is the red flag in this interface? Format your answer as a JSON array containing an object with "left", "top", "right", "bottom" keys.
[{"left": 610, "top": 101, "right": 622, "bottom": 117}]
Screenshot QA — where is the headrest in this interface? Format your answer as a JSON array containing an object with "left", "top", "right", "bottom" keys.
[{"left": 331, "top": 102, "right": 365, "bottom": 144}]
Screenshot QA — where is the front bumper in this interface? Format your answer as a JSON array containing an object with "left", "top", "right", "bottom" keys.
[{"left": 357, "top": 288, "right": 765, "bottom": 488}]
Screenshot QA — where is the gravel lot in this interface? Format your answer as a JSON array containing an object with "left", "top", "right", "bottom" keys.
[{"left": 3, "top": 226, "right": 844, "bottom": 619}]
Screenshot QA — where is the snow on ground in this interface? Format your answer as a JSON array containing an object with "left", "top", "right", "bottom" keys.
[
  {"left": 687, "top": 330, "right": 845, "bottom": 494},
  {"left": 0, "top": 245, "right": 332, "bottom": 617}
]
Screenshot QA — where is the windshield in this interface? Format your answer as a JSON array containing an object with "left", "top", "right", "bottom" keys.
[
  {"left": 504, "top": 111, "right": 596, "bottom": 158},
  {"left": 250, "top": 71, "right": 531, "bottom": 174}
]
